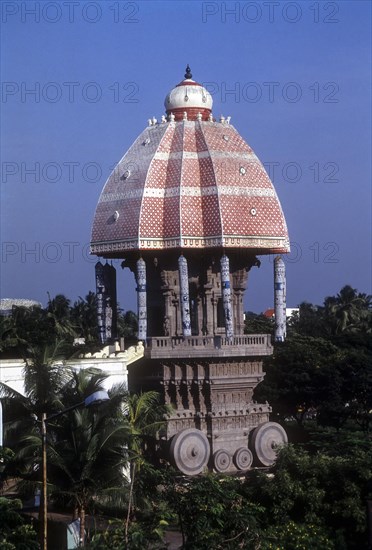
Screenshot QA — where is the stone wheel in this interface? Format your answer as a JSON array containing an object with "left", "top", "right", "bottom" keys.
[
  {"left": 169, "top": 428, "right": 210, "bottom": 475},
  {"left": 233, "top": 447, "right": 253, "bottom": 471},
  {"left": 213, "top": 449, "right": 231, "bottom": 472},
  {"left": 251, "top": 422, "right": 288, "bottom": 467}
]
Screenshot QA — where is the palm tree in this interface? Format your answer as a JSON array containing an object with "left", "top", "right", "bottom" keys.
[
  {"left": 0, "top": 340, "right": 71, "bottom": 547},
  {"left": 0, "top": 340, "right": 70, "bottom": 447},
  {"left": 2, "top": 305, "right": 54, "bottom": 355},
  {"left": 50, "top": 369, "right": 130, "bottom": 545},
  {"left": 123, "top": 391, "right": 169, "bottom": 545},
  {"left": 324, "top": 285, "right": 372, "bottom": 335},
  {"left": 71, "top": 292, "right": 99, "bottom": 344},
  {"left": 117, "top": 309, "right": 138, "bottom": 342},
  {"left": 0, "top": 314, "right": 21, "bottom": 354},
  {"left": 47, "top": 293, "right": 77, "bottom": 339},
  {"left": 23, "top": 341, "right": 72, "bottom": 417},
  {"left": 2, "top": 362, "right": 130, "bottom": 547}
]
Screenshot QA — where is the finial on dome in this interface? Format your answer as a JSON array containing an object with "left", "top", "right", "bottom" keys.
[
  {"left": 164, "top": 69, "right": 213, "bottom": 121},
  {"left": 184, "top": 64, "right": 192, "bottom": 79}
]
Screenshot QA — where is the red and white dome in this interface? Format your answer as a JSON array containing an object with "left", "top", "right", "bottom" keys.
[
  {"left": 164, "top": 65, "right": 213, "bottom": 122},
  {"left": 91, "top": 68, "right": 289, "bottom": 257}
]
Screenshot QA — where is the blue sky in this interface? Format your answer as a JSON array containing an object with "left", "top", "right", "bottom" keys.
[{"left": 1, "top": 0, "right": 371, "bottom": 313}]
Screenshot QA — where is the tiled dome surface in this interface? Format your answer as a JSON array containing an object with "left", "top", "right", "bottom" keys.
[{"left": 91, "top": 119, "right": 289, "bottom": 256}]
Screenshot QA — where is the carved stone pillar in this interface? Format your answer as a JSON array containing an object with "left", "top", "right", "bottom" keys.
[
  {"left": 95, "top": 261, "right": 105, "bottom": 344},
  {"left": 196, "top": 296, "right": 203, "bottom": 336},
  {"left": 235, "top": 290, "right": 244, "bottom": 335},
  {"left": 204, "top": 285, "right": 213, "bottom": 335},
  {"left": 211, "top": 295, "right": 218, "bottom": 335},
  {"left": 136, "top": 258, "right": 147, "bottom": 341},
  {"left": 232, "top": 267, "right": 249, "bottom": 335},
  {"left": 162, "top": 290, "right": 172, "bottom": 336},
  {"left": 172, "top": 294, "right": 180, "bottom": 337},
  {"left": 178, "top": 255, "right": 191, "bottom": 337},
  {"left": 274, "top": 256, "right": 286, "bottom": 342},
  {"left": 220, "top": 254, "right": 234, "bottom": 339},
  {"left": 95, "top": 261, "right": 117, "bottom": 343}
]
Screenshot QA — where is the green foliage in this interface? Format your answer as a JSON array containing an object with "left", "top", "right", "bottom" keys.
[
  {"left": 0, "top": 305, "right": 56, "bottom": 356},
  {"left": 1, "top": 284, "right": 371, "bottom": 548},
  {"left": 247, "top": 444, "right": 372, "bottom": 549},
  {"left": 260, "top": 521, "right": 334, "bottom": 550},
  {"left": 306, "top": 422, "right": 372, "bottom": 455},
  {"left": 163, "top": 474, "right": 263, "bottom": 549},
  {"left": 70, "top": 291, "right": 99, "bottom": 343},
  {"left": 0, "top": 314, "right": 24, "bottom": 353},
  {"left": 0, "top": 497, "right": 38, "bottom": 550},
  {"left": 0, "top": 447, "right": 15, "bottom": 490},
  {"left": 51, "top": 372, "right": 130, "bottom": 505},
  {"left": 255, "top": 322, "right": 372, "bottom": 431},
  {"left": 0, "top": 292, "right": 139, "bottom": 357},
  {"left": 87, "top": 517, "right": 169, "bottom": 550},
  {"left": 0, "top": 341, "right": 73, "bottom": 484},
  {"left": 23, "top": 341, "right": 71, "bottom": 415},
  {"left": 1, "top": 347, "right": 165, "bottom": 546},
  {"left": 288, "top": 285, "right": 372, "bottom": 340},
  {"left": 0, "top": 446, "right": 15, "bottom": 467},
  {"left": 244, "top": 311, "right": 274, "bottom": 335},
  {"left": 122, "top": 391, "right": 170, "bottom": 545},
  {"left": 287, "top": 302, "right": 326, "bottom": 338},
  {"left": 255, "top": 334, "right": 339, "bottom": 425},
  {"left": 49, "top": 371, "right": 130, "bottom": 545},
  {"left": 1, "top": 357, "right": 132, "bottom": 546},
  {"left": 117, "top": 309, "right": 138, "bottom": 342},
  {"left": 323, "top": 285, "right": 372, "bottom": 336},
  {"left": 315, "top": 348, "right": 372, "bottom": 431}
]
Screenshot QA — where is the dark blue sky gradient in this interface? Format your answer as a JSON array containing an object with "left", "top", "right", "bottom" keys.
[{"left": 1, "top": 1, "right": 371, "bottom": 313}]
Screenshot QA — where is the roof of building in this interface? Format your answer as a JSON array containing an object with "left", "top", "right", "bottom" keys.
[
  {"left": 91, "top": 68, "right": 289, "bottom": 257},
  {"left": 164, "top": 64, "right": 213, "bottom": 122}
]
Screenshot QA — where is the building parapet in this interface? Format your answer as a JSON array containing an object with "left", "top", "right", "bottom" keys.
[{"left": 145, "top": 334, "right": 272, "bottom": 359}]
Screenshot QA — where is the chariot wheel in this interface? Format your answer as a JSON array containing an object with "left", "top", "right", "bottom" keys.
[
  {"left": 251, "top": 422, "right": 288, "bottom": 467},
  {"left": 233, "top": 447, "right": 253, "bottom": 471},
  {"left": 213, "top": 449, "right": 231, "bottom": 472},
  {"left": 169, "top": 428, "right": 210, "bottom": 475}
]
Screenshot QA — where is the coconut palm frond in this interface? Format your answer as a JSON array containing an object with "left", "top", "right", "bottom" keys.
[{"left": 0, "top": 382, "right": 28, "bottom": 402}]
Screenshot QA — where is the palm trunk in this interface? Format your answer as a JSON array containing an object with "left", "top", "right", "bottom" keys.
[
  {"left": 41, "top": 413, "right": 48, "bottom": 550},
  {"left": 125, "top": 461, "right": 136, "bottom": 546},
  {"left": 79, "top": 505, "right": 85, "bottom": 546}
]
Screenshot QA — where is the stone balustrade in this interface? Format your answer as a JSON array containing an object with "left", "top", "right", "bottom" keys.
[{"left": 144, "top": 333, "right": 272, "bottom": 359}]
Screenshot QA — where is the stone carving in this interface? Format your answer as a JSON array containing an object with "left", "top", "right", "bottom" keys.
[
  {"left": 95, "top": 262, "right": 117, "bottom": 344},
  {"left": 178, "top": 255, "right": 192, "bottom": 336},
  {"left": 251, "top": 422, "right": 288, "bottom": 466},
  {"left": 213, "top": 449, "right": 231, "bottom": 472},
  {"left": 123, "top": 254, "right": 286, "bottom": 474},
  {"left": 163, "top": 316, "right": 170, "bottom": 336},
  {"left": 233, "top": 447, "right": 253, "bottom": 470},
  {"left": 91, "top": 70, "right": 290, "bottom": 476},
  {"left": 136, "top": 258, "right": 147, "bottom": 341},
  {"left": 169, "top": 428, "right": 210, "bottom": 475}
]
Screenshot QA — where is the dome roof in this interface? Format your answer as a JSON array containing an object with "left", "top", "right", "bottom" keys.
[
  {"left": 91, "top": 111, "right": 290, "bottom": 257},
  {"left": 164, "top": 65, "right": 213, "bottom": 122}
]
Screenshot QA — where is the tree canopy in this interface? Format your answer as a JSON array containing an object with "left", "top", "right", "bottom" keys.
[
  {"left": 0, "top": 292, "right": 138, "bottom": 357},
  {"left": 0, "top": 284, "right": 371, "bottom": 548}
]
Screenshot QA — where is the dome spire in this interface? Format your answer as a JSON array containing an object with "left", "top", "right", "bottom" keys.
[
  {"left": 165, "top": 66, "right": 213, "bottom": 121},
  {"left": 184, "top": 64, "right": 192, "bottom": 79}
]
